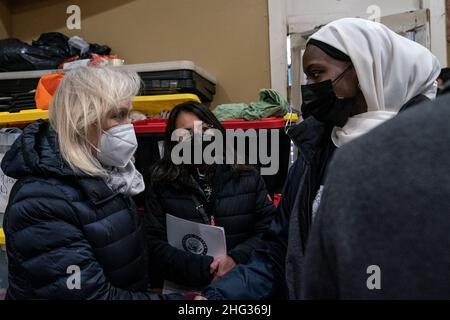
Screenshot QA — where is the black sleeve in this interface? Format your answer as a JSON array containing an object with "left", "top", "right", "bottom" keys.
[
  {"left": 228, "top": 173, "right": 277, "bottom": 264},
  {"left": 300, "top": 196, "right": 338, "bottom": 299},
  {"left": 144, "top": 184, "right": 214, "bottom": 287},
  {"left": 5, "top": 186, "right": 181, "bottom": 300},
  {"left": 201, "top": 161, "right": 305, "bottom": 300},
  {"left": 202, "top": 191, "right": 289, "bottom": 300}
]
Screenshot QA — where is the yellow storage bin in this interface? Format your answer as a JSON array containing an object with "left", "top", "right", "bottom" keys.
[
  {"left": 0, "top": 227, "right": 7, "bottom": 298},
  {"left": 132, "top": 94, "right": 200, "bottom": 117},
  {"left": 0, "top": 94, "right": 200, "bottom": 125},
  {"left": 0, "top": 109, "right": 49, "bottom": 125}
]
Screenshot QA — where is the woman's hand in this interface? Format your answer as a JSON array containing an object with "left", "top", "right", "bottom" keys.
[{"left": 210, "top": 255, "right": 236, "bottom": 283}]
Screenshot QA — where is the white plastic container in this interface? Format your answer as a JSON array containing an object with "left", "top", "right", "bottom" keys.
[{"left": 68, "top": 36, "right": 90, "bottom": 56}]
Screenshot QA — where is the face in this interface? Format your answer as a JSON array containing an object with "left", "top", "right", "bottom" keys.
[
  {"left": 174, "top": 111, "right": 211, "bottom": 143},
  {"left": 88, "top": 102, "right": 133, "bottom": 152},
  {"left": 303, "top": 45, "right": 359, "bottom": 98},
  {"left": 103, "top": 102, "right": 133, "bottom": 131}
]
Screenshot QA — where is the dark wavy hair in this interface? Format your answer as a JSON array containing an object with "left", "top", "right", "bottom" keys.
[{"left": 150, "top": 101, "right": 253, "bottom": 188}]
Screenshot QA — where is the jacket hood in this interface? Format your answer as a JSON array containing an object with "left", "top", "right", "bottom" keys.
[{"left": 1, "top": 119, "right": 78, "bottom": 179}]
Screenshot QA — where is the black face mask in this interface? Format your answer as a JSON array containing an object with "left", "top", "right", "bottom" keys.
[{"left": 301, "top": 66, "right": 357, "bottom": 128}]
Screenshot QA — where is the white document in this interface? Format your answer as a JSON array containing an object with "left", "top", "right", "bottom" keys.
[{"left": 163, "top": 214, "right": 227, "bottom": 294}]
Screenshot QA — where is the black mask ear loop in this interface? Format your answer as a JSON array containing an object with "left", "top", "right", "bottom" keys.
[
  {"left": 334, "top": 64, "right": 363, "bottom": 118},
  {"left": 331, "top": 63, "right": 353, "bottom": 86},
  {"left": 331, "top": 63, "right": 357, "bottom": 101}
]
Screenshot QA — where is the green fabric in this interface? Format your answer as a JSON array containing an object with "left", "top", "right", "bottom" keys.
[{"left": 213, "top": 89, "right": 289, "bottom": 121}]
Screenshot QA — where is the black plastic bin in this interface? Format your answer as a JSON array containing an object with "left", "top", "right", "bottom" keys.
[{"left": 0, "top": 61, "right": 217, "bottom": 103}]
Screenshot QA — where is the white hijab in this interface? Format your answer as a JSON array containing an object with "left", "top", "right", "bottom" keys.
[{"left": 308, "top": 18, "right": 441, "bottom": 147}]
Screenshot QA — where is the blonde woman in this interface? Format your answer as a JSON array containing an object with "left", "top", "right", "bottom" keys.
[{"left": 1, "top": 67, "right": 182, "bottom": 300}]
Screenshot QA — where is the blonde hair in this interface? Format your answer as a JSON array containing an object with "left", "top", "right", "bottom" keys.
[{"left": 49, "top": 66, "right": 141, "bottom": 177}]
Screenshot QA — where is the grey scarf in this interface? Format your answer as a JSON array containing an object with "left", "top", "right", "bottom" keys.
[{"left": 103, "top": 161, "right": 145, "bottom": 196}]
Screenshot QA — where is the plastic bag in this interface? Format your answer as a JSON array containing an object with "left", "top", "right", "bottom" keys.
[
  {"left": 88, "top": 43, "right": 112, "bottom": 56},
  {"left": 0, "top": 32, "right": 112, "bottom": 72},
  {"left": 32, "top": 32, "right": 77, "bottom": 60},
  {"left": 32, "top": 32, "right": 111, "bottom": 59},
  {"left": 0, "top": 38, "right": 63, "bottom": 72},
  {"left": 68, "top": 36, "right": 90, "bottom": 56}
]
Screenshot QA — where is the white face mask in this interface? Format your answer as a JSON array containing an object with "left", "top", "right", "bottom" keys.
[{"left": 97, "top": 124, "right": 138, "bottom": 168}]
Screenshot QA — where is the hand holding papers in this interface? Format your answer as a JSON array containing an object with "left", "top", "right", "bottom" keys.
[{"left": 163, "top": 214, "right": 227, "bottom": 294}]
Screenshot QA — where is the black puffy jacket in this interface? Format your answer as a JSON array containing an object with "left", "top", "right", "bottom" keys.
[
  {"left": 1, "top": 120, "right": 181, "bottom": 300},
  {"left": 144, "top": 165, "right": 276, "bottom": 288}
]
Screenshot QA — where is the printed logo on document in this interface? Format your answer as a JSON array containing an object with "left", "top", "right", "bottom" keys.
[{"left": 182, "top": 234, "right": 208, "bottom": 255}]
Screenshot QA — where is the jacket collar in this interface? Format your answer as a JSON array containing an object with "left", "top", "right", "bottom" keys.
[
  {"left": 2, "top": 119, "right": 118, "bottom": 205},
  {"left": 399, "top": 94, "right": 430, "bottom": 112},
  {"left": 288, "top": 117, "right": 330, "bottom": 163},
  {"left": 189, "top": 164, "right": 234, "bottom": 199},
  {"left": 1, "top": 119, "right": 77, "bottom": 179}
]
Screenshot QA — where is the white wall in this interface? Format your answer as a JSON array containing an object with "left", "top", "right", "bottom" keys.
[
  {"left": 422, "top": 0, "right": 447, "bottom": 66},
  {"left": 268, "top": 0, "right": 288, "bottom": 99},
  {"left": 287, "top": 0, "right": 421, "bottom": 22},
  {"left": 285, "top": 0, "right": 446, "bottom": 65}
]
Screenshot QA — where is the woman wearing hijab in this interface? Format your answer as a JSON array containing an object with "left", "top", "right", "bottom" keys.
[{"left": 196, "top": 17, "right": 440, "bottom": 300}]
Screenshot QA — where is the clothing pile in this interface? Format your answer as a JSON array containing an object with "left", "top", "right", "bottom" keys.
[{"left": 213, "top": 89, "right": 289, "bottom": 121}]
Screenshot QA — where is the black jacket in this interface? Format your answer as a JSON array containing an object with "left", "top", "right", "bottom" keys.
[
  {"left": 144, "top": 165, "right": 276, "bottom": 287},
  {"left": 1, "top": 120, "right": 180, "bottom": 300},
  {"left": 301, "top": 94, "right": 450, "bottom": 299},
  {"left": 202, "top": 117, "right": 333, "bottom": 299},
  {"left": 202, "top": 95, "right": 429, "bottom": 300}
]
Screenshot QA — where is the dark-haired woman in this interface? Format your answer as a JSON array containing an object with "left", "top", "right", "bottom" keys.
[{"left": 144, "top": 102, "right": 276, "bottom": 289}]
